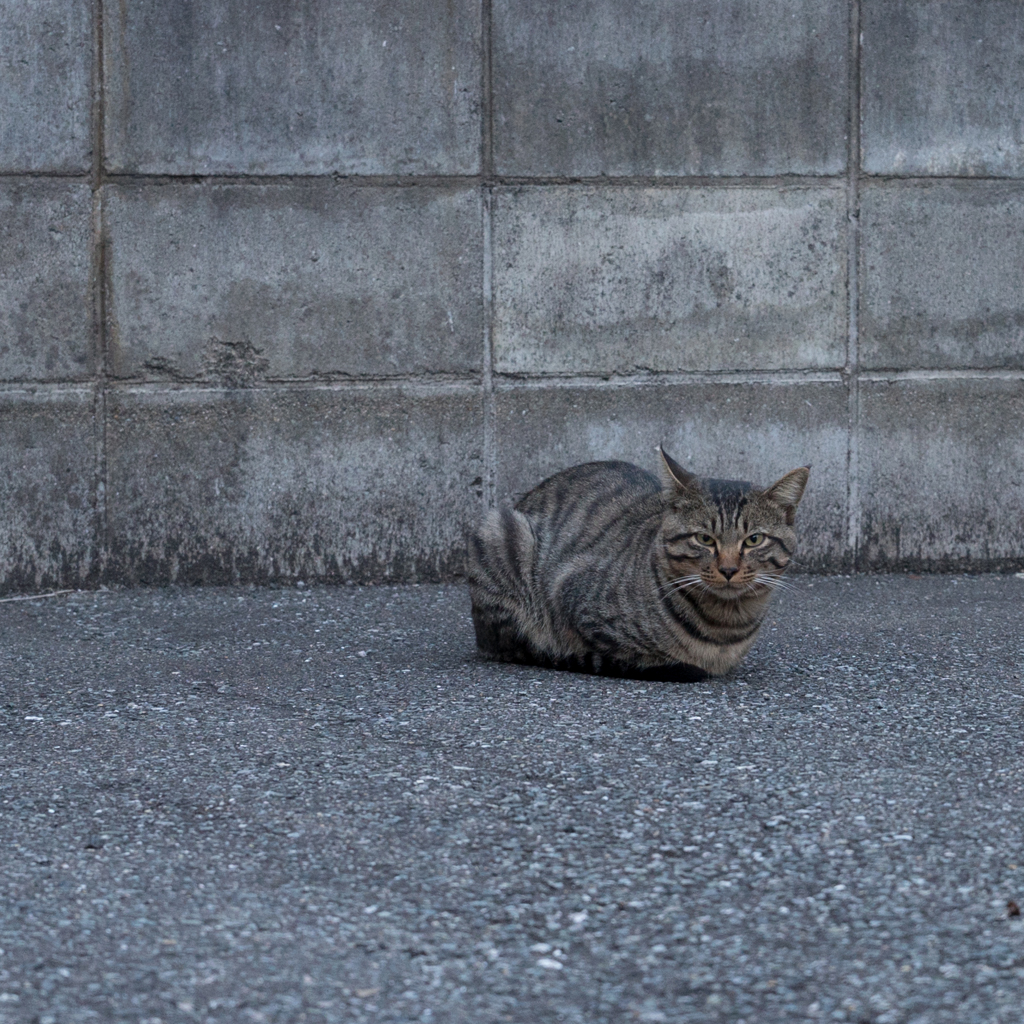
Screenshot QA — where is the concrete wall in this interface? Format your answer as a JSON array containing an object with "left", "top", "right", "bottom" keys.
[{"left": 2, "top": 0, "right": 1023, "bottom": 592}]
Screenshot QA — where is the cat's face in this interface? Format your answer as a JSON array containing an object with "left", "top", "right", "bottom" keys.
[{"left": 657, "top": 453, "right": 809, "bottom": 601}]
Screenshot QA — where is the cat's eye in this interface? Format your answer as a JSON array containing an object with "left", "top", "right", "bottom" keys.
[
  {"left": 743, "top": 533, "right": 764, "bottom": 547},
  {"left": 695, "top": 533, "right": 716, "bottom": 547}
]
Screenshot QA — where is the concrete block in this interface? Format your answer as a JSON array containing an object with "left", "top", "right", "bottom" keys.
[
  {"left": 0, "top": 181, "right": 94, "bottom": 382},
  {"left": 0, "top": 387, "right": 97, "bottom": 594},
  {"left": 860, "top": 183, "right": 1024, "bottom": 370},
  {"left": 106, "top": 385, "right": 483, "bottom": 584},
  {"left": 493, "top": 186, "right": 846, "bottom": 376},
  {"left": 494, "top": 380, "right": 848, "bottom": 569},
  {"left": 105, "top": 183, "right": 482, "bottom": 381},
  {"left": 863, "top": 1, "right": 1024, "bottom": 176},
  {"left": 859, "top": 379, "right": 1024, "bottom": 570},
  {"left": 492, "top": 0, "right": 847, "bottom": 177},
  {"left": 0, "top": 0, "right": 92, "bottom": 172},
  {"left": 103, "top": 0, "right": 481, "bottom": 175}
]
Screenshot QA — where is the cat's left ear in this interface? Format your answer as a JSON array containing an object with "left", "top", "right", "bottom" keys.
[
  {"left": 657, "top": 445, "right": 698, "bottom": 491},
  {"left": 763, "top": 466, "right": 810, "bottom": 525}
]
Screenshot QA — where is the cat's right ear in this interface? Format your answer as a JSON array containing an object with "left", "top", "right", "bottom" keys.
[
  {"left": 657, "top": 445, "right": 698, "bottom": 491},
  {"left": 763, "top": 466, "right": 811, "bottom": 525}
]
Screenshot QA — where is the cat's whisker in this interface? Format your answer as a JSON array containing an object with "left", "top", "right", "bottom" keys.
[
  {"left": 756, "top": 576, "right": 795, "bottom": 593},
  {"left": 667, "top": 574, "right": 714, "bottom": 594},
  {"left": 656, "top": 578, "right": 705, "bottom": 599},
  {"left": 757, "top": 577, "right": 794, "bottom": 593},
  {"left": 656, "top": 576, "right": 705, "bottom": 597},
  {"left": 656, "top": 575, "right": 703, "bottom": 594}
]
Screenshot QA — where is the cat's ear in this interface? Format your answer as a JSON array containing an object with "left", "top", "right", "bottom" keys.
[
  {"left": 763, "top": 466, "right": 810, "bottom": 525},
  {"left": 657, "top": 445, "right": 698, "bottom": 491}
]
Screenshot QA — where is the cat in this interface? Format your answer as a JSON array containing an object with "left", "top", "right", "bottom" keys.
[{"left": 466, "top": 447, "right": 809, "bottom": 682}]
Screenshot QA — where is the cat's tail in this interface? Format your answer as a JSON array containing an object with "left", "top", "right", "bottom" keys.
[{"left": 465, "top": 507, "right": 544, "bottom": 661}]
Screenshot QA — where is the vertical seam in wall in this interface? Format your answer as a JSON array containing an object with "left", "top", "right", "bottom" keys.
[
  {"left": 481, "top": 0, "right": 494, "bottom": 179},
  {"left": 481, "top": 0, "right": 496, "bottom": 509},
  {"left": 483, "top": 191, "right": 495, "bottom": 509},
  {"left": 846, "top": 0, "right": 862, "bottom": 572},
  {"left": 91, "top": 0, "right": 109, "bottom": 583}
]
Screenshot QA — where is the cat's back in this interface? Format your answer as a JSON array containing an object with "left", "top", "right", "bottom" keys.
[
  {"left": 516, "top": 460, "right": 659, "bottom": 516},
  {"left": 515, "top": 460, "right": 661, "bottom": 553}
]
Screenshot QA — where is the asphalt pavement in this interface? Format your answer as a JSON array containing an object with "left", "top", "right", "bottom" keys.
[{"left": 2, "top": 574, "right": 1024, "bottom": 1024}]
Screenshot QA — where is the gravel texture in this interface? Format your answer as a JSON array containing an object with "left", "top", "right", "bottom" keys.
[{"left": 1, "top": 574, "right": 1023, "bottom": 1023}]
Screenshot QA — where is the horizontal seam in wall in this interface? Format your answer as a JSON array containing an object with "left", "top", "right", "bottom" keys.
[
  {"left": 859, "top": 174, "right": 1024, "bottom": 185},
  {"left": 0, "top": 170, "right": 92, "bottom": 180},
  {"left": 494, "top": 371, "right": 846, "bottom": 388},
  {"left": 36, "top": 172, "right": 850, "bottom": 189},
  {"left": 98, "top": 173, "right": 486, "bottom": 189},
  {"left": 7, "top": 172, "right": 1024, "bottom": 186},
  {"left": 860, "top": 369, "right": 1024, "bottom": 381},
  {"left": 6, "top": 369, "right": 1020, "bottom": 392},
  {"left": 485, "top": 175, "right": 846, "bottom": 189},
  {"left": 100, "top": 372, "right": 485, "bottom": 387},
  {"left": 102, "top": 379, "right": 486, "bottom": 397},
  {"left": 0, "top": 383, "right": 97, "bottom": 397}
]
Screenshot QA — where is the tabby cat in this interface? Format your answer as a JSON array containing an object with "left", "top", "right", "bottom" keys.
[{"left": 467, "top": 448, "right": 809, "bottom": 681}]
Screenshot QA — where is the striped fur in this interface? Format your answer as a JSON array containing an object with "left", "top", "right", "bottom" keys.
[{"left": 467, "top": 449, "right": 809, "bottom": 681}]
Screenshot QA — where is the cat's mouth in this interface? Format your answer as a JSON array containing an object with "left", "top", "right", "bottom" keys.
[
  {"left": 709, "top": 579, "right": 747, "bottom": 598},
  {"left": 709, "top": 576, "right": 770, "bottom": 599}
]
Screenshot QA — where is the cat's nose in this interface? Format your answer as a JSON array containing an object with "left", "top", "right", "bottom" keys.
[{"left": 719, "top": 566, "right": 738, "bottom": 580}]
